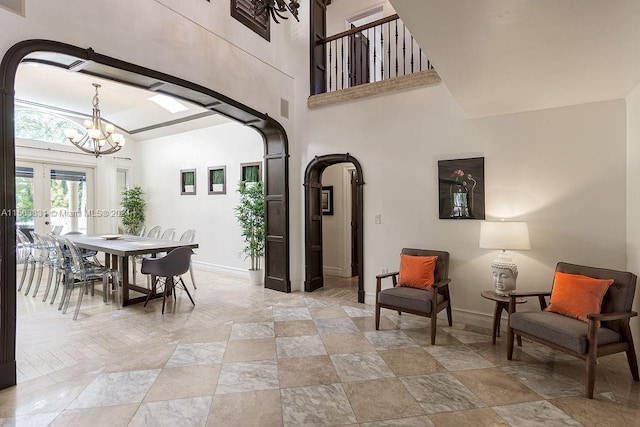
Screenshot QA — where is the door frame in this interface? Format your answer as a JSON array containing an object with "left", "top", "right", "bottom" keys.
[
  {"left": 0, "top": 39, "right": 291, "bottom": 390},
  {"left": 304, "top": 154, "right": 364, "bottom": 303}
]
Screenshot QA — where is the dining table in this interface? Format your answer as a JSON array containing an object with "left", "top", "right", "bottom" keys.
[{"left": 64, "top": 234, "right": 199, "bottom": 306}]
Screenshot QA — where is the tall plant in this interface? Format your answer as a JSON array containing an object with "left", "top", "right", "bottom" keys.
[
  {"left": 121, "top": 185, "right": 146, "bottom": 235},
  {"left": 234, "top": 180, "right": 265, "bottom": 271}
]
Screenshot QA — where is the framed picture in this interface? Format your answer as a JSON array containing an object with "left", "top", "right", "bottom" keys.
[
  {"left": 208, "top": 165, "right": 226, "bottom": 195},
  {"left": 322, "top": 186, "right": 334, "bottom": 215},
  {"left": 180, "top": 169, "right": 196, "bottom": 195},
  {"left": 0, "top": 0, "right": 25, "bottom": 16},
  {"left": 438, "top": 157, "right": 485, "bottom": 219}
]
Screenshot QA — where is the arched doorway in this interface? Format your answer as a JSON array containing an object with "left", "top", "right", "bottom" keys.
[
  {"left": 0, "top": 40, "right": 290, "bottom": 389},
  {"left": 304, "top": 154, "right": 364, "bottom": 303}
]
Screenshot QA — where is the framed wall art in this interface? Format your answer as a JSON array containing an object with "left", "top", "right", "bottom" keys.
[
  {"left": 208, "top": 165, "right": 226, "bottom": 195},
  {"left": 322, "top": 186, "right": 334, "bottom": 216},
  {"left": 438, "top": 157, "right": 485, "bottom": 219},
  {"left": 180, "top": 169, "right": 196, "bottom": 195}
]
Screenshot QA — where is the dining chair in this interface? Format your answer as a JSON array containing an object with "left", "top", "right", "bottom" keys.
[
  {"left": 16, "top": 229, "right": 35, "bottom": 293},
  {"left": 59, "top": 238, "right": 120, "bottom": 320},
  {"left": 178, "top": 229, "right": 197, "bottom": 289},
  {"left": 142, "top": 247, "right": 195, "bottom": 314},
  {"left": 132, "top": 226, "right": 163, "bottom": 286},
  {"left": 160, "top": 228, "right": 176, "bottom": 241},
  {"left": 26, "top": 231, "right": 54, "bottom": 298}
]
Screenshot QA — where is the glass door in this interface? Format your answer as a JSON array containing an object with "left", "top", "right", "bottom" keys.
[{"left": 15, "top": 162, "right": 94, "bottom": 236}]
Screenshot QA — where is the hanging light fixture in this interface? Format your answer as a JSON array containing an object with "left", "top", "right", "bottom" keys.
[
  {"left": 252, "top": 0, "right": 300, "bottom": 23},
  {"left": 64, "top": 83, "right": 125, "bottom": 157}
]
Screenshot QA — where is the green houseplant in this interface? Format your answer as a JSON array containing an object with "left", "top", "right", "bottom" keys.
[
  {"left": 121, "top": 185, "right": 146, "bottom": 235},
  {"left": 234, "top": 180, "right": 265, "bottom": 284}
]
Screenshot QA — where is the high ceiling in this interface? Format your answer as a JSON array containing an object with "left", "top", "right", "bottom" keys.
[
  {"left": 15, "top": 61, "right": 232, "bottom": 141},
  {"left": 389, "top": 0, "right": 640, "bottom": 117}
]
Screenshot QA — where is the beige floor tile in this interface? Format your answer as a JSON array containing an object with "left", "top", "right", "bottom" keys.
[
  {"left": 428, "top": 408, "right": 509, "bottom": 426},
  {"left": 274, "top": 320, "right": 318, "bottom": 337},
  {"left": 343, "top": 378, "right": 424, "bottom": 423},
  {"left": 50, "top": 403, "right": 139, "bottom": 427},
  {"left": 452, "top": 368, "right": 542, "bottom": 406},
  {"left": 321, "top": 333, "right": 375, "bottom": 354},
  {"left": 551, "top": 396, "right": 640, "bottom": 426},
  {"left": 308, "top": 305, "right": 349, "bottom": 319},
  {"left": 352, "top": 315, "right": 397, "bottom": 332},
  {"left": 207, "top": 389, "right": 282, "bottom": 427},
  {"left": 222, "top": 338, "right": 276, "bottom": 362},
  {"left": 179, "top": 324, "right": 232, "bottom": 344},
  {"left": 144, "top": 365, "right": 220, "bottom": 401},
  {"left": 378, "top": 347, "right": 445, "bottom": 376},
  {"left": 277, "top": 355, "right": 340, "bottom": 388}
]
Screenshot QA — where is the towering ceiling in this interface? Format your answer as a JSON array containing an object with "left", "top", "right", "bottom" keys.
[{"left": 390, "top": 0, "right": 640, "bottom": 117}]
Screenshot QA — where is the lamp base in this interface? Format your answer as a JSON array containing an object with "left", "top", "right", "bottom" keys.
[{"left": 491, "top": 250, "right": 518, "bottom": 297}]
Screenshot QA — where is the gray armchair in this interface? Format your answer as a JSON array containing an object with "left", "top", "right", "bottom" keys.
[
  {"left": 507, "top": 262, "right": 639, "bottom": 398},
  {"left": 375, "top": 248, "right": 452, "bottom": 345}
]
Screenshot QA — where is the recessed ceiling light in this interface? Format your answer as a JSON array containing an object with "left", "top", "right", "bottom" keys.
[{"left": 148, "top": 94, "right": 188, "bottom": 114}]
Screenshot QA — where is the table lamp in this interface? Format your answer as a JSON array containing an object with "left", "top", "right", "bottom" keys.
[{"left": 479, "top": 221, "right": 531, "bottom": 296}]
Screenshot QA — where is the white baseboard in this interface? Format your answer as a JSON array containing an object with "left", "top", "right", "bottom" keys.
[
  {"left": 323, "top": 266, "right": 348, "bottom": 277},
  {"left": 191, "top": 261, "right": 246, "bottom": 278}
]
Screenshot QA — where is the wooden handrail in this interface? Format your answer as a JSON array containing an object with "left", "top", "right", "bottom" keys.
[{"left": 317, "top": 14, "right": 399, "bottom": 45}]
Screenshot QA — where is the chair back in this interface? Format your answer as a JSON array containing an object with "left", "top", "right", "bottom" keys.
[
  {"left": 179, "top": 229, "right": 196, "bottom": 243},
  {"left": 401, "top": 248, "right": 450, "bottom": 284},
  {"left": 161, "top": 228, "right": 176, "bottom": 241},
  {"left": 141, "top": 247, "right": 194, "bottom": 277},
  {"left": 555, "top": 262, "right": 637, "bottom": 333},
  {"left": 59, "top": 238, "right": 86, "bottom": 276},
  {"left": 146, "top": 226, "right": 162, "bottom": 239},
  {"left": 16, "top": 229, "right": 31, "bottom": 262}
]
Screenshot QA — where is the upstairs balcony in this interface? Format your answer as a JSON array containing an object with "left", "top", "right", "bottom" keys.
[{"left": 309, "top": 14, "right": 440, "bottom": 108}]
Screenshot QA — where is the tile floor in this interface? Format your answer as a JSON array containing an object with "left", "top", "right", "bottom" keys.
[{"left": 1, "top": 271, "right": 639, "bottom": 426}]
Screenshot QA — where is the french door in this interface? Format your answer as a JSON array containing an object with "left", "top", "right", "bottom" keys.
[{"left": 15, "top": 161, "right": 95, "bottom": 236}]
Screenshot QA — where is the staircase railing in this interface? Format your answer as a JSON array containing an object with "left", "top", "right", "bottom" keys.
[{"left": 315, "top": 14, "right": 433, "bottom": 95}]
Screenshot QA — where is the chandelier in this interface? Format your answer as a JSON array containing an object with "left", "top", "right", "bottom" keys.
[
  {"left": 252, "top": 0, "right": 300, "bottom": 23},
  {"left": 64, "top": 83, "right": 125, "bottom": 157}
]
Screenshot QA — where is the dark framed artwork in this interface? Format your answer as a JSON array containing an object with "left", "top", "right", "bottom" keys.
[
  {"left": 180, "top": 169, "right": 196, "bottom": 195},
  {"left": 241, "top": 161, "right": 262, "bottom": 182},
  {"left": 322, "top": 186, "right": 334, "bottom": 216},
  {"left": 208, "top": 165, "right": 226, "bottom": 195},
  {"left": 438, "top": 157, "right": 485, "bottom": 219},
  {"left": 0, "top": 0, "right": 25, "bottom": 16},
  {"left": 231, "top": 0, "right": 270, "bottom": 41}
]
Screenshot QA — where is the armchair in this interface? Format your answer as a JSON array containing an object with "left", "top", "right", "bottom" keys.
[
  {"left": 507, "top": 262, "right": 638, "bottom": 399},
  {"left": 375, "top": 248, "right": 452, "bottom": 345}
]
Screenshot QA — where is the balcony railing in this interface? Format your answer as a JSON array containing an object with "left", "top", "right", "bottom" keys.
[{"left": 315, "top": 14, "right": 433, "bottom": 95}]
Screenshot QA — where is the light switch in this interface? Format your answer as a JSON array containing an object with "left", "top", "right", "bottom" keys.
[{"left": 375, "top": 214, "right": 381, "bottom": 224}]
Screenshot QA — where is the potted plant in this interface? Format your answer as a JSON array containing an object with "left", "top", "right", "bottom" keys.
[
  {"left": 234, "top": 180, "right": 265, "bottom": 285},
  {"left": 121, "top": 185, "right": 146, "bottom": 235}
]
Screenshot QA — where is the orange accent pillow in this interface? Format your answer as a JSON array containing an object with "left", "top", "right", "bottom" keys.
[
  {"left": 544, "top": 271, "right": 613, "bottom": 325},
  {"left": 397, "top": 254, "right": 438, "bottom": 290}
]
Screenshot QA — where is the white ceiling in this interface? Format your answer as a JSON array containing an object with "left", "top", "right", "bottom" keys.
[
  {"left": 15, "top": 63, "right": 232, "bottom": 140},
  {"left": 389, "top": 0, "right": 640, "bottom": 117}
]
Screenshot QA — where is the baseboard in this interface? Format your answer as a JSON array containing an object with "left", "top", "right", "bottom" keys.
[
  {"left": 323, "top": 266, "right": 348, "bottom": 277},
  {"left": 0, "top": 360, "right": 16, "bottom": 390},
  {"left": 191, "top": 261, "right": 246, "bottom": 278}
]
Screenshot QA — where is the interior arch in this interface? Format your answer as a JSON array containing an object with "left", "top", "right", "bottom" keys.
[
  {"left": 304, "top": 153, "right": 365, "bottom": 303},
  {"left": 0, "top": 39, "right": 290, "bottom": 390}
]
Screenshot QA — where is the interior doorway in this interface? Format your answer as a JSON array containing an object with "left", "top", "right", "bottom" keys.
[
  {"left": 304, "top": 154, "right": 364, "bottom": 303},
  {"left": 0, "top": 39, "right": 291, "bottom": 390}
]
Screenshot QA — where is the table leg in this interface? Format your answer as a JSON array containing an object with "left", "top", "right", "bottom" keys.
[
  {"left": 492, "top": 302, "right": 503, "bottom": 345},
  {"left": 120, "top": 255, "right": 129, "bottom": 306}
]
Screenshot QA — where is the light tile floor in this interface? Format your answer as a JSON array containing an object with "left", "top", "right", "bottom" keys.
[{"left": 1, "top": 271, "right": 639, "bottom": 426}]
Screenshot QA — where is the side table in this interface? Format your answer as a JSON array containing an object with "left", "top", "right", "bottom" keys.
[{"left": 481, "top": 290, "right": 527, "bottom": 346}]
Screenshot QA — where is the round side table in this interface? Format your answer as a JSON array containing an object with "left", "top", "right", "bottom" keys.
[{"left": 481, "top": 290, "right": 527, "bottom": 345}]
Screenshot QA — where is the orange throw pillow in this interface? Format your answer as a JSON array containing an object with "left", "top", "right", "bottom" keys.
[
  {"left": 544, "top": 271, "right": 613, "bottom": 325},
  {"left": 397, "top": 254, "right": 438, "bottom": 290}
]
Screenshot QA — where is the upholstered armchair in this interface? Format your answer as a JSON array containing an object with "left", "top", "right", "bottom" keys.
[
  {"left": 507, "top": 262, "right": 639, "bottom": 399},
  {"left": 375, "top": 248, "right": 452, "bottom": 345}
]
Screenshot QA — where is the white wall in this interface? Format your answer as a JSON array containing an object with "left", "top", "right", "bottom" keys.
[
  {"left": 136, "top": 121, "right": 263, "bottom": 272},
  {"left": 626, "top": 83, "right": 640, "bottom": 355}
]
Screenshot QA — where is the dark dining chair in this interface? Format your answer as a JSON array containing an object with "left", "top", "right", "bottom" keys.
[{"left": 142, "top": 247, "right": 195, "bottom": 314}]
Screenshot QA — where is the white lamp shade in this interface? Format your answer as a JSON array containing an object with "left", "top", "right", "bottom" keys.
[{"left": 479, "top": 221, "right": 531, "bottom": 250}]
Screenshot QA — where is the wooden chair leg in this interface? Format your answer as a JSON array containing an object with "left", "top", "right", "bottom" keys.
[
  {"left": 586, "top": 352, "right": 597, "bottom": 399},
  {"left": 375, "top": 304, "right": 380, "bottom": 330},
  {"left": 446, "top": 304, "right": 453, "bottom": 327},
  {"left": 621, "top": 323, "right": 640, "bottom": 381},
  {"left": 430, "top": 313, "right": 437, "bottom": 345}
]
